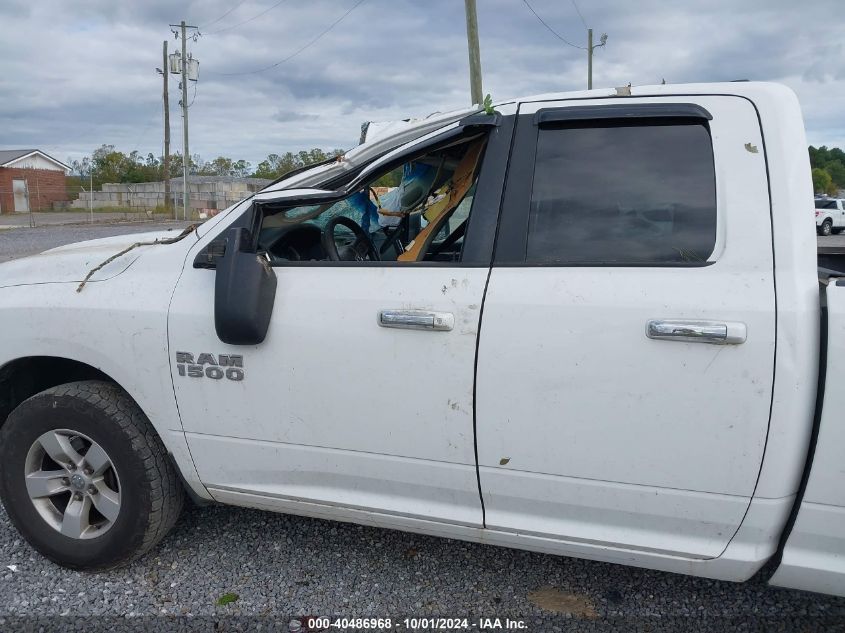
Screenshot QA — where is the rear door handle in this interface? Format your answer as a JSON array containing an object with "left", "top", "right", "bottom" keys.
[
  {"left": 378, "top": 310, "right": 454, "bottom": 331},
  {"left": 646, "top": 319, "right": 746, "bottom": 344}
]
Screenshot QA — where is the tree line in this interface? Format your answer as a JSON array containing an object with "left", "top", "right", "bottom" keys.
[
  {"left": 66, "top": 144, "right": 345, "bottom": 190},
  {"left": 810, "top": 145, "right": 845, "bottom": 195},
  {"left": 65, "top": 143, "right": 845, "bottom": 195}
]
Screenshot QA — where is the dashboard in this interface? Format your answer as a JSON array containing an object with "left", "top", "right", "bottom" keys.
[{"left": 259, "top": 224, "right": 326, "bottom": 262}]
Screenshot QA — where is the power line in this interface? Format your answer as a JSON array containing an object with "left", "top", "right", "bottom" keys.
[
  {"left": 187, "top": 65, "right": 200, "bottom": 107},
  {"left": 214, "top": 0, "right": 367, "bottom": 76},
  {"left": 570, "top": 0, "right": 588, "bottom": 29},
  {"left": 199, "top": 0, "right": 251, "bottom": 29},
  {"left": 187, "top": 82, "right": 199, "bottom": 108},
  {"left": 521, "top": 0, "right": 585, "bottom": 50},
  {"left": 206, "top": 0, "right": 290, "bottom": 35}
]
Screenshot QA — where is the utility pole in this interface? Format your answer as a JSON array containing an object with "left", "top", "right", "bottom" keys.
[
  {"left": 464, "top": 0, "right": 483, "bottom": 105},
  {"left": 162, "top": 40, "right": 172, "bottom": 218},
  {"left": 586, "top": 29, "right": 608, "bottom": 90},
  {"left": 169, "top": 20, "right": 199, "bottom": 221},
  {"left": 180, "top": 20, "right": 190, "bottom": 221}
]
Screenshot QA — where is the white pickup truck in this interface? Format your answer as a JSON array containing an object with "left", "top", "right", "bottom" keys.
[
  {"left": 0, "top": 82, "right": 839, "bottom": 597},
  {"left": 816, "top": 197, "right": 845, "bottom": 236}
]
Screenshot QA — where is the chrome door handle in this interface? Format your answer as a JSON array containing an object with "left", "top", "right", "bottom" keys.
[
  {"left": 646, "top": 319, "right": 746, "bottom": 344},
  {"left": 378, "top": 310, "right": 454, "bottom": 331}
]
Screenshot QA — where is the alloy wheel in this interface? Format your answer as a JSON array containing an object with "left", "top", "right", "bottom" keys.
[{"left": 24, "top": 429, "right": 121, "bottom": 539}]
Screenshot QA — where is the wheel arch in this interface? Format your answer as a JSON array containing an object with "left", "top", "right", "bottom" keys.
[
  {"left": 0, "top": 355, "right": 212, "bottom": 502},
  {"left": 0, "top": 356, "right": 111, "bottom": 426}
]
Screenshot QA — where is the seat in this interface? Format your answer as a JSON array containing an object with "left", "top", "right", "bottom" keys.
[{"left": 397, "top": 140, "right": 485, "bottom": 262}]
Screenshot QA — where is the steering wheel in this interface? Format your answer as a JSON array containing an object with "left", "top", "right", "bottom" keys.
[{"left": 321, "top": 216, "right": 380, "bottom": 262}]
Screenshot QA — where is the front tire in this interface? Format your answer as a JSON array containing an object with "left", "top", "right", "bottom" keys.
[{"left": 0, "top": 381, "right": 184, "bottom": 570}]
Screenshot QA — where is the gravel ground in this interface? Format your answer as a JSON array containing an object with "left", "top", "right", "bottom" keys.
[
  {"left": 0, "top": 221, "right": 193, "bottom": 263},
  {"left": 0, "top": 211, "right": 167, "bottom": 229},
  {"left": 0, "top": 224, "right": 843, "bottom": 631},
  {"left": 0, "top": 503, "right": 843, "bottom": 631}
]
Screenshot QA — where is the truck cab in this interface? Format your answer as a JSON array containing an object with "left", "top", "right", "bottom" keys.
[{"left": 0, "top": 82, "right": 839, "bottom": 597}]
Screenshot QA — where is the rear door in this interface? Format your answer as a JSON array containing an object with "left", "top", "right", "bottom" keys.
[{"left": 476, "top": 96, "right": 775, "bottom": 558}]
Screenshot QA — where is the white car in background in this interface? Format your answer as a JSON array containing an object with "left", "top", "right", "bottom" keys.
[{"left": 815, "top": 197, "right": 845, "bottom": 235}]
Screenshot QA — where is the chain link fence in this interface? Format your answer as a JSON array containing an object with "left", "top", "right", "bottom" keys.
[{"left": 0, "top": 174, "right": 269, "bottom": 228}]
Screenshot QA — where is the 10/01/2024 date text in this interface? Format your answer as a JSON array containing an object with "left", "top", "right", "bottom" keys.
[{"left": 304, "top": 617, "right": 528, "bottom": 630}]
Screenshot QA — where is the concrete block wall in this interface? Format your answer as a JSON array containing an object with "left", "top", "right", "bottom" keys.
[{"left": 71, "top": 177, "right": 271, "bottom": 212}]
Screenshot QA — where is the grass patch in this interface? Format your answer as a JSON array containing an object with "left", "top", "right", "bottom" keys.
[
  {"left": 216, "top": 592, "right": 239, "bottom": 606},
  {"left": 42, "top": 205, "right": 176, "bottom": 215}
]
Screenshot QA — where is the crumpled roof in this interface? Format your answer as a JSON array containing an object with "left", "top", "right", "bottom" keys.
[{"left": 260, "top": 105, "right": 480, "bottom": 194}]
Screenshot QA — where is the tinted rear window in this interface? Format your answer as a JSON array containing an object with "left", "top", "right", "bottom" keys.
[
  {"left": 526, "top": 121, "right": 717, "bottom": 265},
  {"left": 816, "top": 199, "right": 838, "bottom": 210}
]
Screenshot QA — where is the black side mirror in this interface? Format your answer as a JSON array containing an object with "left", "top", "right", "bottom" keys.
[{"left": 214, "top": 227, "right": 277, "bottom": 345}]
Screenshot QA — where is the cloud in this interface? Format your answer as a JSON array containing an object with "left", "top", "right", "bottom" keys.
[
  {"left": 0, "top": 0, "right": 843, "bottom": 164},
  {"left": 271, "top": 110, "right": 319, "bottom": 123}
]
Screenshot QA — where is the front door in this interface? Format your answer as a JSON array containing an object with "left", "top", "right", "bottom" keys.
[
  {"left": 168, "top": 125, "right": 512, "bottom": 526},
  {"left": 476, "top": 96, "right": 776, "bottom": 558},
  {"left": 171, "top": 266, "right": 487, "bottom": 525}
]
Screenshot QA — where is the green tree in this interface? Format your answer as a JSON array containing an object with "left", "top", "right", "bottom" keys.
[
  {"left": 67, "top": 145, "right": 342, "bottom": 188},
  {"left": 252, "top": 148, "right": 344, "bottom": 180},
  {"left": 253, "top": 153, "right": 296, "bottom": 179},
  {"left": 166, "top": 152, "right": 201, "bottom": 178},
  {"left": 813, "top": 167, "right": 834, "bottom": 195},
  {"left": 810, "top": 145, "right": 829, "bottom": 169},
  {"left": 207, "top": 156, "right": 234, "bottom": 176},
  {"left": 252, "top": 154, "right": 283, "bottom": 179},
  {"left": 167, "top": 153, "right": 184, "bottom": 179},
  {"left": 190, "top": 154, "right": 204, "bottom": 175},
  {"left": 232, "top": 160, "right": 252, "bottom": 178},
  {"left": 68, "top": 156, "right": 91, "bottom": 178},
  {"left": 198, "top": 156, "right": 251, "bottom": 177},
  {"left": 123, "top": 150, "right": 159, "bottom": 182},
  {"left": 91, "top": 144, "right": 126, "bottom": 186},
  {"left": 825, "top": 160, "right": 845, "bottom": 188}
]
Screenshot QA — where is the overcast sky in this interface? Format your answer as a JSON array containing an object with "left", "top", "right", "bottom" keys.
[{"left": 0, "top": 0, "right": 843, "bottom": 167}]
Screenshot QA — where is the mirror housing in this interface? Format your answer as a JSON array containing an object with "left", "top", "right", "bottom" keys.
[
  {"left": 194, "top": 237, "right": 227, "bottom": 269},
  {"left": 214, "top": 227, "right": 277, "bottom": 345}
]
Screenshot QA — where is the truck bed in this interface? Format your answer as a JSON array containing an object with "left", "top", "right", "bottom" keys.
[
  {"left": 818, "top": 246, "right": 845, "bottom": 279},
  {"left": 769, "top": 279, "right": 845, "bottom": 596}
]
